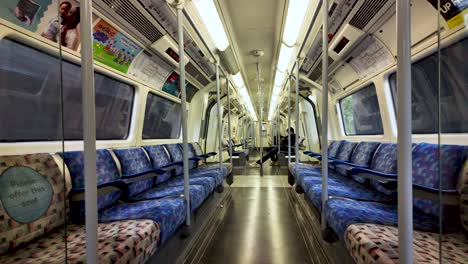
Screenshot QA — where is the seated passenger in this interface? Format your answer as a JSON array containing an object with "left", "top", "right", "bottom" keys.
[{"left": 250, "top": 127, "right": 296, "bottom": 167}]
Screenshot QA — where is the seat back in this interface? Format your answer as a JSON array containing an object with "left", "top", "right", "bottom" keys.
[
  {"left": 143, "top": 145, "right": 173, "bottom": 184},
  {"left": 412, "top": 143, "right": 467, "bottom": 225},
  {"left": 344, "top": 142, "right": 381, "bottom": 182},
  {"left": 328, "top": 140, "right": 342, "bottom": 158},
  {"left": 112, "top": 148, "right": 154, "bottom": 196},
  {"left": 164, "top": 144, "right": 184, "bottom": 176},
  {"left": 62, "top": 149, "right": 121, "bottom": 221},
  {"left": 368, "top": 143, "right": 398, "bottom": 195},
  {"left": 0, "top": 153, "right": 70, "bottom": 254},
  {"left": 335, "top": 141, "right": 358, "bottom": 161},
  {"left": 179, "top": 143, "right": 198, "bottom": 170}
]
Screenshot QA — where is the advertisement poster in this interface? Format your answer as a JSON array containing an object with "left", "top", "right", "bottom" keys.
[
  {"left": 128, "top": 51, "right": 172, "bottom": 88},
  {"left": 92, "top": 20, "right": 142, "bottom": 73},
  {"left": 35, "top": 0, "right": 82, "bottom": 51},
  {"left": 427, "top": 0, "right": 468, "bottom": 28},
  {"left": 162, "top": 72, "right": 181, "bottom": 97},
  {"left": 0, "top": 0, "right": 52, "bottom": 31}
]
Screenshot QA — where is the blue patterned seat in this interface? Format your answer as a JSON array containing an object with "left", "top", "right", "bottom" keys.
[
  {"left": 132, "top": 185, "right": 206, "bottom": 211},
  {"left": 324, "top": 143, "right": 467, "bottom": 240},
  {"left": 336, "top": 141, "right": 380, "bottom": 181},
  {"left": 324, "top": 198, "right": 440, "bottom": 240},
  {"left": 294, "top": 141, "right": 358, "bottom": 187},
  {"left": 191, "top": 142, "right": 232, "bottom": 176},
  {"left": 112, "top": 147, "right": 209, "bottom": 211},
  {"left": 99, "top": 197, "right": 187, "bottom": 243},
  {"left": 307, "top": 182, "right": 395, "bottom": 211},
  {"left": 165, "top": 144, "right": 223, "bottom": 187},
  {"left": 162, "top": 175, "right": 216, "bottom": 194},
  {"left": 62, "top": 149, "right": 188, "bottom": 244},
  {"left": 289, "top": 140, "right": 343, "bottom": 179}
]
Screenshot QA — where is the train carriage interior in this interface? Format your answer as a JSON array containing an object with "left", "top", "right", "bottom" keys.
[{"left": 0, "top": 0, "right": 467, "bottom": 263}]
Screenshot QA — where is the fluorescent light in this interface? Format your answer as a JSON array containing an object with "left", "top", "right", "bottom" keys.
[
  {"left": 277, "top": 44, "right": 294, "bottom": 72},
  {"left": 283, "top": 0, "right": 309, "bottom": 46},
  {"left": 232, "top": 73, "right": 245, "bottom": 88},
  {"left": 273, "top": 85, "right": 281, "bottom": 96},
  {"left": 193, "top": 0, "right": 230, "bottom": 51},
  {"left": 274, "top": 70, "right": 285, "bottom": 86}
]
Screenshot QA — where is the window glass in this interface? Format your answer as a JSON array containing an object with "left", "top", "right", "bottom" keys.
[
  {"left": 339, "top": 84, "right": 384, "bottom": 135},
  {"left": 143, "top": 93, "right": 182, "bottom": 139},
  {"left": 0, "top": 39, "right": 134, "bottom": 142},
  {"left": 389, "top": 38, "right": 468, "bottom": 133}
]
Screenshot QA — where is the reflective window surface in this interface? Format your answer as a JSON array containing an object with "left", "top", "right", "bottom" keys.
[
  {"left": 143, "top": 92, "right": 182, "bottom": 139},
  {"left": 389, "top": 37, "right": 468, "bottom": 133},
  {"left": 0, "top": 39, "right": 134, "bottom": 142},
  {"left": 339, "top": 83, "right": 384, "bottom": 135}
]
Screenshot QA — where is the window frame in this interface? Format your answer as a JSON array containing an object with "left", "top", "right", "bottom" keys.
[
  {"left": 0, "top": 37, "right": 137, "bottom": 142},
  {"left": 338, "top": 82, "right": 384, "bottom": 136},
  {"left": 387, "top": 36, "right": 468, "bottom": 134},
  {"left": 142, "top": 91, "right": 183, "bottom": 140}
]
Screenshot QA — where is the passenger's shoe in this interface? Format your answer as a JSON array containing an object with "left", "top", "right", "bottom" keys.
[{"left": 249, "top": 162, "right": 261, "bottom": 168}]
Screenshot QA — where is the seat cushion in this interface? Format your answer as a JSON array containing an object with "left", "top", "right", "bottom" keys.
[
  {"left": 345, "top": 223, "right": 468, "bottom": 264},
  {"left": 289, "top": 163, "right": 320, "bottom": 178},
  {"left": 300, "top": 173, "right": 348, "bottom": 192},
  {"left": 0, "top": 220, "right": 160, "bottom": 264},
  {"left": 188, "top": 168, "right": 223, "bottom": 186},
  {"left": 132, "top": 185, "right": 207, "bottom": 211},
  {"left": 324, "top": 198, "right": 442, "bottom": 240},
  {"left": 163, "top": 175, "right": 216, "bottom": 194},
  {"left": 99, "top": 197, "right": 186, "bottom": 243},
  {"left": 307, "top": 182, "right": 395, "bottom": 211},
  {"left": 197, "top": 162, "right": 232, "bottom": 176}
]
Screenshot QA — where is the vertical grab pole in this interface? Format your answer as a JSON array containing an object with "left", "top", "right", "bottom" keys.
[
  {"left": 288, "top": 76, "right": 292, "bottom": 165},
  {"left": 397, "top": 0, "right": 413, "bottom": 262},
  {"left": 177, "top": 5, "right": 191, "bottom": 226},
  {"left": 216, "top": 63, "right": 223, "bottom": 168},
  {"left": 277, "top": 105, "right": 281, "bottom": 154},
  {"left": 226, "top": 80, "right": 233, "bottom": 166},
  {"left": 320, "top": 0, "right": 329, "bottom": 230},
  {"left": 80, "top": 1, "right": 98, "bottom": 262},
  {"left": 295, "top": 60, "right": 300, "bottom": 178},
  {"left": 257, "top": 63, "right": 263, "bottom": 175}
]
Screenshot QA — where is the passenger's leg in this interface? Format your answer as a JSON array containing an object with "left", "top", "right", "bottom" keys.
[{"left": 255, "top": 146, "right": 278, "bottom": 164}]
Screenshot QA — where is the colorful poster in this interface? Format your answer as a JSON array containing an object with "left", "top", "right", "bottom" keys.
[
  {"left": 162, "top": 72, "right": 181, "bottom": 97},
  {"left": 35, "top": 0, "right": 82, "bottom": 51},
  {"left": 92, "top": 20, "right": 142, "bottom": 73},
  {"left": 427, "top": 0, "right": 468, "bottom": 29},
  {"left": 0, "top": 0, "right": 52, "bottom": 31}
]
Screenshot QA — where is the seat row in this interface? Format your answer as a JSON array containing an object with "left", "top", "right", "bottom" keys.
[
  {"left": 289, "top": 140, "right": 468, "bottom": 264},
  {"left": 0, "top": 143, "right": 231, "bottom": 263}
]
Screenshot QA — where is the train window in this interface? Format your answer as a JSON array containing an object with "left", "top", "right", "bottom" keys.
[
  {"left": 143, "top": 92, "right": 182, "bottom": 139},
  {"left": 389, "top": 38, "right": 468, "bottom": 133},
  {"left": 0, "top": 39, "right": 134, "bottom": 142},
  {"left": 339, "top": 83, "right": 384, "bottom": 135}
]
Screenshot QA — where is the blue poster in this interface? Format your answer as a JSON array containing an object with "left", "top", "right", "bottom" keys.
[
  {"left": 0, "top": 166, "right": 53, "bottom": 224},
  {"left": 0, "top": 0, "right": 52, "bottom": 32}
]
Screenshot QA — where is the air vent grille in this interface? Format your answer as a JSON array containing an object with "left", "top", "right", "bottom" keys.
[
  {"left": 308, "top": 56, "right": 334, "bottom": 81},
  {"left": 186, "top": 62, "right": 210, "bottom": 86},
  {"left": 349, "top": 0, "right": 388, "bottom": 30},
  {"left": 101, "top": 0, "right": 163, "bottom": 42}
]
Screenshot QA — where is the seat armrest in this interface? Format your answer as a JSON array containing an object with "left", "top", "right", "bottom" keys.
[
  {"left": 330, "top": 160, "right": 368, "bottom": 168},
  {"left": 70, "top": 180, "right": 129, "bottom": 201},
  {"left": 413, "top": 185, "right": 459, "bottom": 205},
  {"left": 350, "top": 167, "right": 397, "bottom": 183},
  {"left": 205, "top": 152, "right": 217, "bottom": 156}
]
